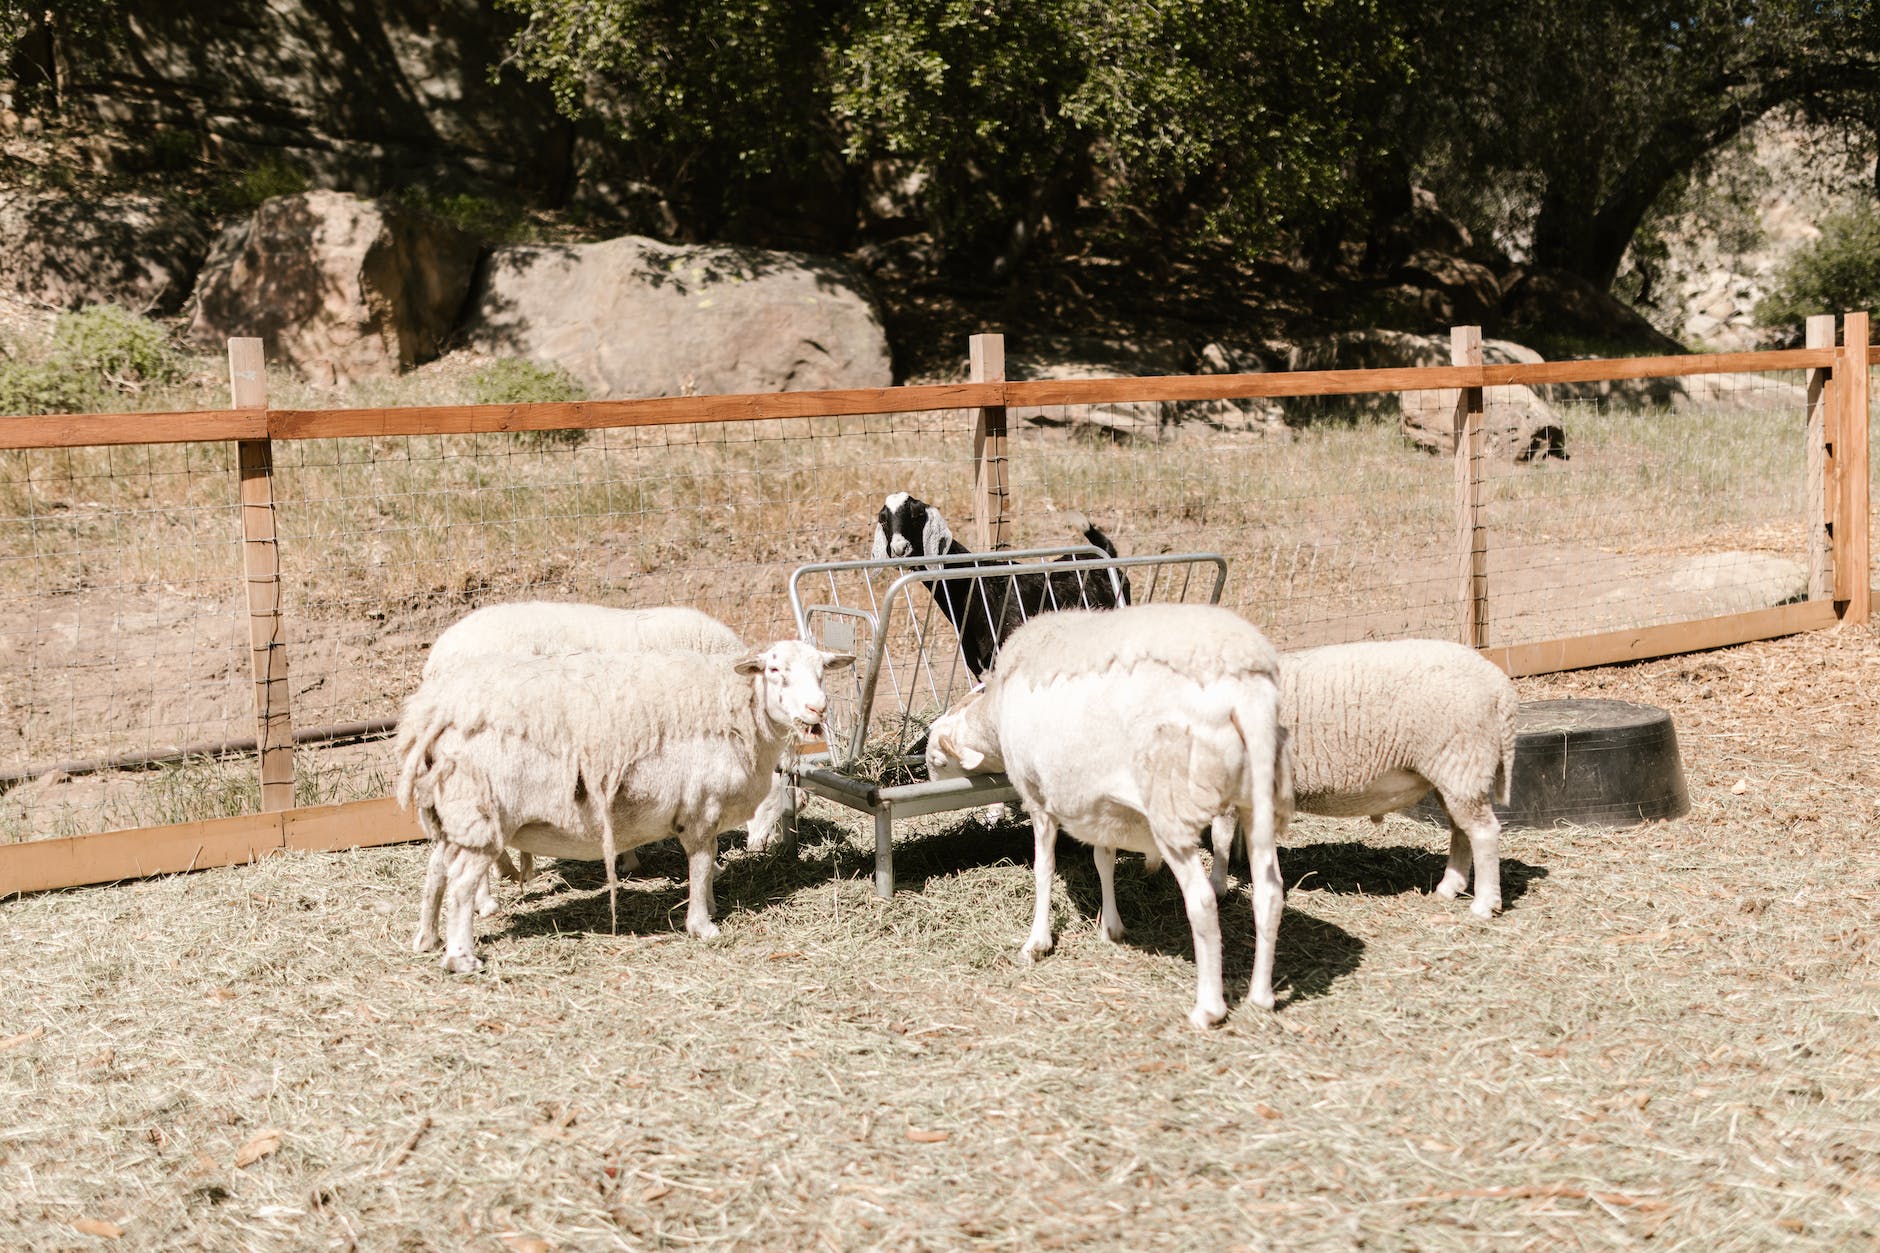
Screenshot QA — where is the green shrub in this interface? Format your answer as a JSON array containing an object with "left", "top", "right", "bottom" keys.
[
  {"left": 224, "top": 153, "right": 310, "bottom": 211},
  {"left": 51, "top": 305, "right": 181, "bottom": 387},
  {"left": 1756, "top": 205, "right": 1880, "bottom": 331},
  {"left": 468, "top": 358, "right": 588, "bottom": 447},
  {"left": 394, "top": 190, "right": 535, "bottom": 243},
  {"left": 0, "top": 305, "right": 183, "bottom": 416}
]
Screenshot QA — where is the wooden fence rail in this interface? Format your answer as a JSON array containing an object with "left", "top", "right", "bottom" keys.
[{"left": 0, "top": 319, "right": 1871, "bottom": 896}]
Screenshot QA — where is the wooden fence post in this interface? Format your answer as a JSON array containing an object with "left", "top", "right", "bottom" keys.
[
  {"left": 1452, "top": 325, "right": 1488, "bottom": 648},
  {"left": 1835, "top": 311, "right": 1871, "bottom": 623},
  {"left": 1805, "top": 314, "right": 1837, "bottom": 601},
  {"left": 230, "top": 339, "right": 296, "bottom": 811},
  {"left": 969, "top": 333, "right": 1010, "bottom": 551}
]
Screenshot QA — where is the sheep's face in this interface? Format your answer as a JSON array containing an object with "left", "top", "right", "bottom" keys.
[
  {"left": 926, "top": 691, "right": 1003, "bottom": 778},
  {"left": 737, "top": 640, "right": 855, "bottom": 738},
  {"left": 873, "top": 491, "right": 954, "bottom": 562}
]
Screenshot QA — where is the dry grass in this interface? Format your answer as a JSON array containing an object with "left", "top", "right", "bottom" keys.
[{"left": 2, "top": 622, "right": 1877, "bottom": 1249}]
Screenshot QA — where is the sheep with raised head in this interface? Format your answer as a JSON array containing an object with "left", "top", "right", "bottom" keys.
[
  {"left": 1277, "top": 638, "right": 1516, "bottom": 918},
  {"left": 421, "top": 602, "right": 803, "bottom": 911},
  {"left": 925, "top": 604, "right": 1291, "bottom": 1028},
  {"left": 872, "top": 492, "right": 1131, "bottom": 677},
  {"left": 398, "top": 639, "right": 853, "bottom": 973}
]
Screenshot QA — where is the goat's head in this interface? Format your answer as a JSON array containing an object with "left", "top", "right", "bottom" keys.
[
  {"left": 736, "top": 640, "right": 855, "bottom": 739},
  {"left": 873, "top": 491, "right": 955, "bottom": 562},
  {"left": 925, "top": 687, "right": 1003, "bottom": 779}
]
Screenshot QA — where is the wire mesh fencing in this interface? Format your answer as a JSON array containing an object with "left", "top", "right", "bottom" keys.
[
  {"left": 0, "top": 442, "right": 253, "bottom": 841},
  {"left": 269, "top": 410, "right": 978, "bottom": 806}
]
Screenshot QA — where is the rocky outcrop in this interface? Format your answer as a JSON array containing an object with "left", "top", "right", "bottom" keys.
[
  {"left": 0, "top": 190, "right": 208, "bottom": 314},
  {"left": 49, "top": 2, "right": 570, "bottom": 198},
  {"left": 1497, "top": 268, "right": 1685, "bottom": 355},
  {"left": 189, "top": 191, "right": 479, "bottom": 384},
  {"left": 1003, "top": 339, "right": 1287, "bottom": 441},
  {"left": 460, "top": 236, "right": 892, "bottom": 398},
  {"left": 1287, "top": 330, "right": 1567, "bottom": 461}
]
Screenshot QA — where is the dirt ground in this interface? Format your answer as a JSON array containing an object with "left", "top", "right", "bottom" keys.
[{"left": 1, "top": 618, "right": 1876, "bottom": 1249}]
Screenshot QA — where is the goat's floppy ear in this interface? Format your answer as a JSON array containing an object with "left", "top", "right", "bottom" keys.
[
  {"left": 937, "top": 733, "right": 985, "bottom": 771},
  {"left": 733, "top": 652, "right": 766, "bottom": 675},
  {"left": 921, "top": 505, "right": 952, "bottom": 557},
  {"left": 821, "top": 651, "right": 856, "bottom": 670},
  {"left": 870, "top": 522, "right": 890, "bottom": 561}
]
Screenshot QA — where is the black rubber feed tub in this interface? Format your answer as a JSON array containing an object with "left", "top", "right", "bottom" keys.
[{"left": 1411, "top": 698, "right": 1690, "bottom": 830}]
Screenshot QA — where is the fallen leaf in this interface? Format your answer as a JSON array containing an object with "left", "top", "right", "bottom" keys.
[
  {"left": 1254, "top": 1103, "right": 1282, "bottom": 1120},
  {"left": 906, "top": 1128, "right": 949, "bottom": 1143},
  {"left": 500, "top": 1237, "right": 550, "bottom": 1253},
  {"left": 641, "top": 1184, "right": 672, "bottom": 1202},
  {"left": 207, "top": 987, "right": 238, "bottom": 1003},
  {"left": 72, "top": 1218, "right": 122, "bottom": 1238},
  {"left": 1418, "top": 1139, "right": 1458, "bottom": 1153},
  {"left": 1731, "top": 778, "right": 1750, "bottom": 795},
  {"left": 1777, "top": 1219, "right": 1805, "bottom": 1233},
  {"left": 234, "top": 1129, "right": 282, "bottom": 1169},
  {"left": 0, "top": 1026, "right": 46, "bottom": 1052}
]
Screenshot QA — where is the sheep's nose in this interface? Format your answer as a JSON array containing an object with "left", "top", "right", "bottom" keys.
[
  {"left": 888, "top": 536, "right": 911, "bottom": 557},
  {"left": 803, "top": 699, "right": 827, "bottom": 717}
]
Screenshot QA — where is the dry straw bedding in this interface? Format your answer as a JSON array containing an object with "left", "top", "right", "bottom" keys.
[{"left": 2, "top": 624, "right": 1878, "bottom": 1249}]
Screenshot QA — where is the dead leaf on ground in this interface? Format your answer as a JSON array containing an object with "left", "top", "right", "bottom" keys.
[
  {"left": 906, "top": 1128, "right": 949, "bottom": 1143},
  {"left": 0, "top": 1026, "right": 46, "bottom": 1052},
  {"left": 641, "top": 1184, "right": 672, "bottom": 1202},
  {"left": 233, "top": 1129, "right": 282, "bottom": 1169},
  {"left": 500, "top": 1236, "right": 550, "bottom": 1253},
  {"left": 71, "top": 1218, "right": 123, "bottom": 1238}
]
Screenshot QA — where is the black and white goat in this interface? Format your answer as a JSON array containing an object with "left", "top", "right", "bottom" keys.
[{"left": 871, "top": 492, "right": 1131, "bottom": 677}]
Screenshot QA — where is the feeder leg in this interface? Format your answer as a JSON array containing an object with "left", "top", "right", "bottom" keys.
[{"left": 874, "top": 804, "right": 895, "bottom": 898}]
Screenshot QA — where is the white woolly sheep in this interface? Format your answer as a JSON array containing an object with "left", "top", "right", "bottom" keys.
[
  {"left": 1279, "top": 639, "right": 1516, "bottom": 919},
  {"left": 926, "top": 604, "right": 1291, "bottom": 1028},
  {"left": 422, "top": 602, "right": 801, "bottom": 909},
  {"left": 398, "top": 639, "right": 853, "bottom": 972}
]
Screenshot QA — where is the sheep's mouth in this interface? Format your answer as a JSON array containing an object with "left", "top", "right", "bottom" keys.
[{"left": 796, "top": 719, "right": 826, "bottom": 739}]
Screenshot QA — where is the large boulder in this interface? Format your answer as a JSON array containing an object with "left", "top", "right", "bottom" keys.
[
  {"left": 999, "top": 339, "right": 1286, "bottom": 442},
  {"left": 0, "top": 190, "right": 208, "bottom": 315},
  {"left": 460, "top": 236, "right": 892, "bottom": 398},
  {"left": 189, "top": 191, "right": 480, "bottom": 383},
  {"left": 1286, "top": 330, "right": 1566, "bottom": 461},
  {"left": 1496, "top": 267, "right": 1684, "bottom": 355}
]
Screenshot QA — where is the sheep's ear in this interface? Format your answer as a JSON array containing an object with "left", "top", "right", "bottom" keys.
[
  {"left": 733, "top": 652, "right": 766, "bottom": 675},
  {"left": 822, "top": 651, "right": 856, "bottom": 671},
  {"left": 870, "top": 524, "right": 890, "bottom": 561},
  {"left": 921, "top": 506, "right": 952, "bottom": 556},
  {"left": 955, "top": 744, "right": 986, "bottom": 771}
]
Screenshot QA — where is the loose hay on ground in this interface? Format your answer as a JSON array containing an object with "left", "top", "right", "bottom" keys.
[{"left": 2, "top": 625, "right": 1878, "bottom": 1248}]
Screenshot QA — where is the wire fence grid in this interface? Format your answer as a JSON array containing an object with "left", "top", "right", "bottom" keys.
[{"left": 0, "top": 342, "right": 1869, "bottom": 847}]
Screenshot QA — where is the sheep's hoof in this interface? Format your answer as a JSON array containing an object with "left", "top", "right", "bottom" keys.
[
  {"left": 442, "top": 951, "right": 484, "bottom": 975},
  {"left": 412, "top": 928, "right": 439, "bottom": 953},
  {"left": 1471, "top": 899, "right": 1502, "bottom": 920},
  {"left": 1434, "top": 872, "right": 1467, "bottom": 901},
  {"left": 1098, "top": 915, "right": 1126, "bottom": 943},
  {"left": 474, "top": 892, "right": 498, "bottom": 919},
  {"left": 688, "top": 919, "right": 722, "bottom": 941},
  {"left": 1188, "top": 1002, "right": 1227, "bottom": 1031},
  {"left": 1247, "top": 985, "right": 1277, "bottom": 1012},
  {"left": 1019, "top": 935, "right": 1053, "bottom": 964}
]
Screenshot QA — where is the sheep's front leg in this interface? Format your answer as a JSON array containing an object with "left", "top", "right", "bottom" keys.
[
  {"left": 1094, "top": 844, "right": 1124, "bottom": 942},
  {"left": 413, "top": 841, "right": 449, "bottom": 953},
  {"left": 744, "top": 772, "right": 789, "bottom": 852},
  {"left": 442, "top": 844, "right": 496, "bottom": 974},
  {"left": 1245, "top": 805, "right": 1284, "bottom": 1012},
  {"left": 1158, "top": 835, "right": 1227, "bottom": 1029},
  {"left": 1021, "top": 812, "right": 1058, "bottom": 962},
  {"left": 682, "top": 833, "right": 721, "bottom": 940}
]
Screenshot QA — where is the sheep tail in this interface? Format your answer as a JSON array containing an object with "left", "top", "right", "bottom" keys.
[
  {"left": 590, "top": 764, "right": 621, "bottom": 935},
  {"left": 1495, "top": 686, "right": 1518, "bottom": 806},
  {"left": 393, "top": 700, "right": 451, "bottom": 814}
]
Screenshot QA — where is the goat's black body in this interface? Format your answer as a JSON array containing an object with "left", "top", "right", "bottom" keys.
[{"left": 873, "top": 492, "right": 1130, "bottom": 677}]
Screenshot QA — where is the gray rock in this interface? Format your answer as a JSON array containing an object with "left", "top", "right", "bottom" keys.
[
  {"left": 1005, "top": 340, "right": 1286, "bottom": 440},
  {"left": 0, "top": 190, "right": 208, "bottom": 315},
  {"left": 461, "top": 236, "right": 892, "bottom": 398},
  {"left": 189, "top": 191, "right": 480, "bottom": 383}
]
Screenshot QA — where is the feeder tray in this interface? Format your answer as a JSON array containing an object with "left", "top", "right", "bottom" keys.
[{"left": 1411, "top": 698, "right": 1689, "bottom": 831}]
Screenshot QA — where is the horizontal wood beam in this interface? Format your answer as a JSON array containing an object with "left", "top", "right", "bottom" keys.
[
  {"left": 1482, "top": 599, "right": 1839, "bottom": 678},
  {"left": 266, "top": 382, "right": 1000, "bottom": 440},
  {"left": 0, "top": 408, "right": 266, "bottom": 450},
  {"left": 0, "top": 796, "right": 421, "bottom": 897}
]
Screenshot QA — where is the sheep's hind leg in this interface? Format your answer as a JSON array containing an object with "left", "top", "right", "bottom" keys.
[
  {"left": 1443, "top": 797, "right": 1502, "bottom": 919},
  {"left": 413, "top": 840, "right": 449, "bottom": 953},
  {"left": 1435, "top": 820, "right": 1472, "bottom": 902},
  {"left": 442, "top": 844, "right": 496, "bottom": 974},
  {"left": 1094, "top": 844, "right": 1124, "bottom": 942},
  {"left": 1207, "top": 814, "right": 1238, "bottom": 898},
  {"left": 1157, "top": 833, "right": 1227, "bottom": 1029}
]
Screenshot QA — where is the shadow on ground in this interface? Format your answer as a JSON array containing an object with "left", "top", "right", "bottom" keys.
[{"left": 1281, "top": 839, "right": 1549, "bottom": 910}]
